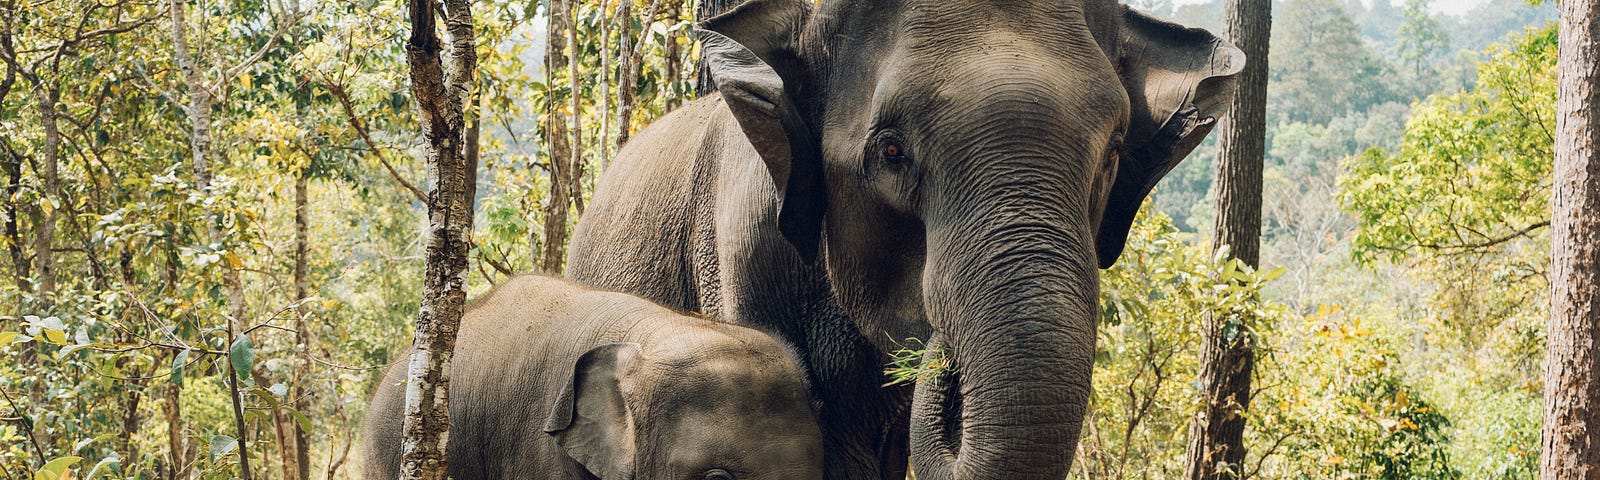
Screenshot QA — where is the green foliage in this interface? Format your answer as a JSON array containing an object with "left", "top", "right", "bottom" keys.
[
  {"left": 1335, "top": 25, "right": 1556, "bottom": 479},
  {"left": 1342, "top": 25, "right": 1555, "bottom": 264},
  {"left": 1247, "top": 304, "right": 1461, "bottom": 480},
  {"left": 0, "top": 0, "right": 703, "bottom": 475},
  {"left": 1077, "top": 209, "right": 1293, "bottom": 478},
  {"left": 882, "top": 338, "right": 953, "bottom": 388},
  {"left": 1270, "top": 0, "right": 1400, "bottom": 125},
  {"left": 1397, "top": 0, "right": 1452, "bottom": 78}
]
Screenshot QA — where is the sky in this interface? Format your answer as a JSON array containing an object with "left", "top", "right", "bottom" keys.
[{"left": 1170, "top": 0, "right": 1491, "bottom": 16}]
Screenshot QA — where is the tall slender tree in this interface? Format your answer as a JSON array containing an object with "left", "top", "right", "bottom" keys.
[
  {"left": 615, "top": 0, "right": 664, "bottom": 148},
  {"left": 1184, "top": 1, "right": 1269, "bottom": 479},
  {"left": 397, "top": 0, "right": 477, "bottom": 477},
  {"left": 1541, "top": 1, "right": 1600, "bottom": 478},
  {"left": 539, "top": 0, "right": 573, "bottom": 272}
]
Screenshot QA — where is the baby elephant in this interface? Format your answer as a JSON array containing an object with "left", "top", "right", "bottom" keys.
[{"left": 363, "top": 275, "right": 823, "bottom": 480}]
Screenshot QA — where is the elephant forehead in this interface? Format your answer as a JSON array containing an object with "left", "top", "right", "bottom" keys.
[
  {"left": 640, "top": 332, "right": 799, "bottom": 390},
  {"left": 872, "top": 30, "right": 1129, "bottom": 137}
]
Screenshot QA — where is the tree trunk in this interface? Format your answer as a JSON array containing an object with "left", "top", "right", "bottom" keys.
[
  {"left": 608, "top": 0, "right": 633, "bottom": 150},
  {"left": 32, "top": 84, "right": 58, "bottom": 304},
  {"left": 170, "top": 1, "right": 255, "bottom": 475},
  {"left": 165, "top": 381, "right": 189, "bottom": 480},
  {"left": 598, "top": 4, "right": 613, "bottom": 163},
  {"left": 289, "top": 168, "right": 311, "bottom": 480},
  {"left": 664, "top": 4, "right": 684, "bottom": 111},
  {"left": 1184, "top": 2, "right": 1268, "bottom": 479},
  {"left": 539, "top": 0, "right": 572, "bottom": 272},
  {"left": 566, "top": 0, "right": 585, "bottom": 216},
  {"left": 3, "top": 146, "right": 26, "bottom": 292},
  {"left": 0, "top": 54, "right": 24, "bottom": 294},
  {"left": 397, "top": 0, "right": 477, "bottom": 477},
  {"left": 694, "top": 0, "right": 737, "bottom": 96},
  {"left": 1541, "top": 2, "right": 1600, "bottom": 478}
]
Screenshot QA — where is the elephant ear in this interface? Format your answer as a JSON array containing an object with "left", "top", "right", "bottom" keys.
[
  {"left": 1098, "top": 6, "right": 1246, "bottom": 268},
  {"left": 697, "top": 0, "right": 824, "bottom": 263},
  {"left": 542, "top": 343, "right": 641, "bottom": 480}
]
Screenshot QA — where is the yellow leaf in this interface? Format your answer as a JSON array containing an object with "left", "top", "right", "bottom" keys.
[
  {"left": 224, "top": 251, "right": 243, "bottom": 269},
  {"left": 43, "top": 329, "right": 67, "bottom": 345},
  {"left": 238, "top": 72, "right": 252, "bottom": 90},
  {"left": 0, "top": 332, "right": 14, "bottom": 345}
]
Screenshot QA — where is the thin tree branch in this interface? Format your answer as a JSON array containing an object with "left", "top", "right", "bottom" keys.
[
  {"left": 0, "top": 387, "right": 46, "bottom": 467},
  {"left": 1415, "top": 221, "right": 1551, "bottom": 251},
  {"left": 317, "top": 73, "right": 428, "bottom": 203}
]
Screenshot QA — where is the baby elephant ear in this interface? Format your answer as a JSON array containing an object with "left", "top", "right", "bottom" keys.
[
  {"left": 1098, "top": 6, "right": 1246, "bottom": 268},
  {"left": 698, "top": 0, "right": 825, "bottom": 263},
  {"left": 543, "top": 343, "right": 642, "bottom": 480}
]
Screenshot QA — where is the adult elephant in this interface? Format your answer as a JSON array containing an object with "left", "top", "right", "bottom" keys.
[{"left": 566, "top": 0, "right": 1243, "bottom": 478}]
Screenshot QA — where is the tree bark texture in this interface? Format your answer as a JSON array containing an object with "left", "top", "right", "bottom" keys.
[
  {"left": 288, "top": 118, "right": 313, "bottom": 480},
  {"left": 165, "top": 381, "right": 190, "bottom": 480},
  {"left": 1542, "top": 2, "right": 1600, "bottom": 479},
  {"left": 599, "top": 4, "right": 613, "bottom": 162},
  {"left": 0, "top": 1, "right": 22, "bottom": 294},
  {"left": 663, "top": 7, "right": 684, "bottom": 111},
  {"left": 1185, "top": 1, "right": 1269, "bottom": 479},
  {"left": 614, "top": 0, "right": 646, "bottom": 148},
  {"left": 566, "top": 0, "right": 585, "bottom": 216},
  {"left": 610, "top": 0, "right": 633, "bottom": 155},
  {"left": 32, "top": 84, "right": 58, "bottom": 303},
  {"left": 398, "top": 0, "right": 477, "bottom": 478},
  {"left": 3, "top": 147, "right": 26, "bottom": 292},
  {"left": 694, "top": 0, "right": 736, "bottom": 96},
  {"left": 539, "top": 0, "right": 572, "bottom": 272}
]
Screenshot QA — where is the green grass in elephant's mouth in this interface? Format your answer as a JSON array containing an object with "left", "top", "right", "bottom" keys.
[{"left": 884, "top": 337, "right": 956, "bottom": 387}]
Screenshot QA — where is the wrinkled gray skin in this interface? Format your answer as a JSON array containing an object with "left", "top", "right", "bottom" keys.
[
  {"left": 362, "top": 275, "right": 823, "bottom": 480},
  {"left": 567, "top": 0, "right": 1243, "bottom": 478}
]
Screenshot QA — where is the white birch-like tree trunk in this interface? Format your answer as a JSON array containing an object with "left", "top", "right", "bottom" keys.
[{"left": 397, "top": 0, "right": 477, "bottom": 477}]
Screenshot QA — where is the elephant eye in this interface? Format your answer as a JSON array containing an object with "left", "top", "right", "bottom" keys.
[
  {"left": 702, "top": 469, "right": 735, "bottom": 480},
  {"left": 878, "top": 135, "right": 910, "bottom": 165}
]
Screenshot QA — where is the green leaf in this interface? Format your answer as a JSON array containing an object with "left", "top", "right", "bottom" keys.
[
  {"left": 171, "top": 348, "right": 190, "bottom": 387},
  {"left": 289, "top": 408, "right": 314, "bottom": 433},
  {"left": 84, "top": 454, "right": 120, "bottom": 479},
  {"left": 55, "top": 343, "right": 90, "bottom": 360},
  {"left": 1262, "top": 266, "right": 1288, "bottom": 282},
  {"left": 209, "top": 434, "right": 238, "bottom": 462},
  {"left": 34, "top": 456, "right": 82, "bottom": 480},
  {"left": 251, "top": 386, "right": 280, "bottom": 408},
  {"left": 230, "top": 335, "right": 255, "bottom": 383}
]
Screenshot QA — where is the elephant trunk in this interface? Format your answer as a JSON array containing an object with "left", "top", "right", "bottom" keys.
[{"left": 909, "top": 215, "right": 1099, "bottom": 480}]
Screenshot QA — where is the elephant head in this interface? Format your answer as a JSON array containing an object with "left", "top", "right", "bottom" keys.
[
  {"left": 543, "top": 341, "right": 824, "bottom": 480},
  {"left": 699, "top": 0, "right": 1243, "bottom": 477}
]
